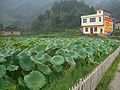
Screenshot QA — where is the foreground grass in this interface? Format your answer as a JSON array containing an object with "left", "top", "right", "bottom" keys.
[{"left": 96, "top": 54, "right": 120, "bottom": 90}]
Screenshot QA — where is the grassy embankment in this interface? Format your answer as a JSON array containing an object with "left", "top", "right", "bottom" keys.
[{"left": 96, "top": 54, "right": 120, "bottom": 90}]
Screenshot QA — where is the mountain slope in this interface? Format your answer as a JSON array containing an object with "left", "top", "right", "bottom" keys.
[{"left": 0, "top": 0, "right": 58, "bottom": 26}]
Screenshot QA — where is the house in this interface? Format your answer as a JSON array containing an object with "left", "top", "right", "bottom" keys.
[
  {"left": 0, "top": 25, "right": 21, "bottom": 36},
  {"left": 81, "top": 10, "right": 115, "bottom": 35},
  {"left": 116, "top": 20, "right": 120, "bottom": 30}
]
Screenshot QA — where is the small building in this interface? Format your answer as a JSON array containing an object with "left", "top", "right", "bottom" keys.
[
  {"left": 116, "top": 20, "right": 120, "bottom": 30},
  {"left": 81, "top": 10, "right": 115, "bottom": 35},
  {"left": 0, "top": 25, "right": 21, "bottom": 36}
]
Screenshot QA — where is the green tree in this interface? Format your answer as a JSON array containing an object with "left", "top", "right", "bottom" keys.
[{"left": 31, "top": 0, "right": 96, "bottom": 33}]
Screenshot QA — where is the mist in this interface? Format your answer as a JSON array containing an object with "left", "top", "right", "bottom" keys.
[
  {"left": 0, "top": 0, "right": 58, "bottom": 26},
  {"left": 86, "top": 0, "right": 120, "bottom": 19},
  {"left": 0, "top": 0, "right": 120, "bottom": 27}
]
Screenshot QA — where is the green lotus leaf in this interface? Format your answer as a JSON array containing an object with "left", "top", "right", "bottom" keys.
[
  {"left": 7, "top": 65, "right": 19, "bottom": 72},
  {"left": 88, "top": 55, "right": 94, "bottom": 62},
  {"left": 31, "top": 53, "right": 51, "bottom": 64},
  {"left": 6, "top": 81, "right": 16, "bottom": 90},
  {"left": 0, "top": 65, "right": 6, "bottom": 78},
  {"left": 67, "top": 51, "right": 78, "bottom": 59},
  {"left": 45, "top": 42, "right": 54, "bottom": 51},
  {"left": 65, "top": 56, "right": 76, "bottom": 65},
  {"left": 43, "top": 54, "right": 51, "bottom": 62},
  {"left": 0, "top": 78, "right": 6, "bottom": 90},
  {"left": 54, "top": 39, "right": 65, "bottom": 47},
  {"left": 6, "top": 49, "right": 16, "bottom": 57},
  {"left": 24, "top": 71, "right": 46, "bottom": 90},
  {"left": 30, "top": 56, "right": 42, "bottom": 65},
  {"left": 55, "top": 48, "right": 66, "bottom": 56},
  {"left": 73, "top": 44, "right": 83, "bottom": 51},
  {"left": 85, "top": 47, "right": 94, "bottom": 55},
  {"left": 103, "top": 48, "right": 109, "bottom": 55},
  {"left": 35, "top": 53, "right": 46, "bottom": 63},
  {"left": 45, "top": 40, "right": 64, "bottom": 50},
  {"left": 53, "top": 65, "right": 63, "bottom": 72},
  {"left": 18, "top": 52, "right": 33, "bottom": 71},
  {"left": 37, "top": 64, "right": 52, "bottom": 75},
  {"left": 0, "top": 50, "right": 7, "bottom": 57},
  {"left": 0, "top": 57, "right": 7, "bottom": 63},
  {"left": 78, "top": 48, "right": 87, "bottom": 59},
  {"left": 34, "top": 44, "right": 46, "bottom": 54},
  {"left": 50, "top": 55, "right": 65, "bottom": 66},
  {"left": 18, "top": 77, "right": 25, "bottom": 87}
]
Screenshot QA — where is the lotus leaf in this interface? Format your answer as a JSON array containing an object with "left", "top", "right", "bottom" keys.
[
  {"left": 0, "top": 78, "right": 6, "bottom": 90},
  {"left": 50, "top": 55, "right": 65, "bottom": 66},
  {"left": 7, "top": 65, "right": 19, "bottom": 72},
  {"left": 37, "top": 64, "right": 52, "bottom": 75},
  {"left": 24, "top": 71, "right": 46, "bottom": 90},
  {"left": 0, "top": 65, "right": 6, "bottom": 78}
]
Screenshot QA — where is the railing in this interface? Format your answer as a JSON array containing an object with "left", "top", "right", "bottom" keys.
[{"left": 70, "top": 46, "right": 120, "bottom": 90}]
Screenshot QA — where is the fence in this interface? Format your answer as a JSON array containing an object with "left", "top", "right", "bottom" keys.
[{"left": 70, "top": 46, "right": 120, "bottom": 90}]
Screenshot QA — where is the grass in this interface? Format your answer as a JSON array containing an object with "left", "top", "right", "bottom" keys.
[
  {"left": 96, "top": 54, "right": 120, "bottom": 90},
  {"left": 20, "top": 28, "right": 100, "bottom": 38}
]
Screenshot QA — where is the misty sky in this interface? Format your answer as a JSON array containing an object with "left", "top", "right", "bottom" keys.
[{"left": 0, "top": 0, "right": 120, "bottom": 25}]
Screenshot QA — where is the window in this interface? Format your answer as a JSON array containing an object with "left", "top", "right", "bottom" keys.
[
  {"left": 83, "top": 19, "right": 87, "bottom": 23},
  {"left": 99, "top": 17, "right": 101, "bottom": 22},
  {"left": 94, "top": 27, "right": 97, "bottom": 32},
  {"left": 90, "top": 18, "right": 96, "bottom": 22},
  {"left": 85, "top": 28, "right": 88, "bottom": 32}
]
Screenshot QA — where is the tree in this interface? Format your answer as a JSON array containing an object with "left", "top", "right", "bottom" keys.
[{"left": 31, "top": 0, "right": 96, "bottom": 33}]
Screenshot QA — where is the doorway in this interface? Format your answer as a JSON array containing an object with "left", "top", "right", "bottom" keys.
[
  {"left": 90, "top": 27, "right": 93, "bottom": 34},
  {"left": 100, "top": 29, "right": 103, "bottom": 33}
]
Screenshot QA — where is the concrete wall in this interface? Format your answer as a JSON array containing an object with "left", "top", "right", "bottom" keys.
[{"left": 0, "top": 31, "right": 21, "bottom": 36}]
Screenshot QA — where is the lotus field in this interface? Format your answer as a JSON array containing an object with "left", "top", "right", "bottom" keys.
[{"left": 0, "top": 37, "right": 119, "bottom": 90}]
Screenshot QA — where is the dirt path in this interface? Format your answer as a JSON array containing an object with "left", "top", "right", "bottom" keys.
[{"left": 108, "top": 64, "right": 120, "bottom": 90}]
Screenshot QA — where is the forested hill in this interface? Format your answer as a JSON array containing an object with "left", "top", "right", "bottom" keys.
[
  {"left": 0, "top": 0, "right": 58, "bottom": 26},
  {"left": 31, "top": 0, "right": 96, "bottom": 33}
]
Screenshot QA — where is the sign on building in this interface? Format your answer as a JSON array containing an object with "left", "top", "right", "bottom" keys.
[{"left": 104, "top": 17, "right": 113, "bottom": 34}]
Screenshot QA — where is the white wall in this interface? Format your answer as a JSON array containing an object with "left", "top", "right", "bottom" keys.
[
  {"left": 83, "top": 27, "right": 90, "bottom": 34},
  {"left": 83, "top": 26, "right": 104, "bottom": 34},
  {"left": 81, "top": 15, "right": 104, "bottom": 26}
]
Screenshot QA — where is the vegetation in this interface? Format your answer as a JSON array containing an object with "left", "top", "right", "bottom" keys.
[
  {"left": 0, "top": 37, "right": 119, "bottom": 90},
  {"left": 31, "top": 0, "right": 96, "bottom": 33},
  {"left": 112, "top": 30, "right": 120, "bottom": 36},
  {"left": 96, "top": 54, "right": 120, "bottom": 90}
]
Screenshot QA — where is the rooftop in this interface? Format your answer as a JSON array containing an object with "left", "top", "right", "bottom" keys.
[
  {"left": 0, "top": 25, "right": 21, "bottom": 31},
  {"left": 97, "top": 9, "right": 111, "bottom": 13}
]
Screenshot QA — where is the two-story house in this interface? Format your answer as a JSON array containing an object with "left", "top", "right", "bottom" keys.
[{"left": 81, "top": 10, "right": 114, "bottom": 34}]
